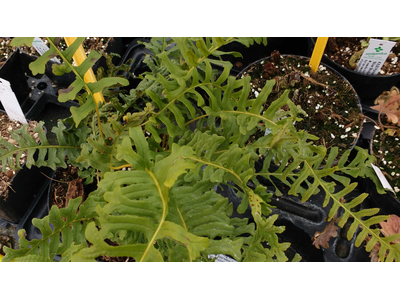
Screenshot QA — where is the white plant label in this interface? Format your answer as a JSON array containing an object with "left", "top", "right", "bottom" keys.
[
  {"left": 371, "top": 163, "right": 395, "bottom": 193},
  {"left": 0, "top": 78, "right": 27, "bottom": 124},
  {"left": 208, "top": 254, "right": 237, "bottom": 262},
  {"left": 356, "top": 39, "right": 396, "bottom": 75},
  {"left": 32, "top": 37, "right": 61, "bottom": 64}
]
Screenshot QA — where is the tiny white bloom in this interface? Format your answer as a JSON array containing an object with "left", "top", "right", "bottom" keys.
[
  {"left": 254, "top": 91, "right": 259, "bottom": 97},
  {"left": 331, "top": 133, "right": 335, "bottom": 139},
  {"left": 345, "top": 127, "right": 351, "bottom": 132}
]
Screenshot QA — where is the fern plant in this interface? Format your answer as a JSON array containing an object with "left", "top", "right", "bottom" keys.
[{"left": 2, "top": 37, "right": 400, "bottom": 262}]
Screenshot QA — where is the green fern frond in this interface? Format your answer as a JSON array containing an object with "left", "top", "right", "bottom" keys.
[
  {"left": 0, "top": 121, "right": 83, "bottom": 172},
  {"left": 168, "top": 178, "right": 255, "bottom": 261},
  {"left": 11, "top": 37, "right": 129, "bottom": 127},
  {"left": 256, "top": 143, "right": 400, "bottom": 261},
  {"left": 2, "top": 196, "right": 100, "bottom": 262}
]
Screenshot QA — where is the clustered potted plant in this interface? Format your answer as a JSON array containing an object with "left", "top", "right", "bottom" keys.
[{"left": 1, "top": 37, "right": 400, "bottom": 262}]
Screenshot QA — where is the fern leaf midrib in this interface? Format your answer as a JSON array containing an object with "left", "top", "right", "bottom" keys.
[
  {"left": 183, "top": 37, "right": 235, "bottom": 78},
  {"left": 22, "top": 217, "right": 93, "bottom": 258},
  {"left": 140, "top": 82, "right": 228, "bottom": 127},
  {"left": 187, "top": 156, "right": 244, "bottom": 186},
  {"left": 303, "top": 160, "right": 396, "bottom": 258},
  {"left": 140, "top": 168, "right": 168, "bottom": 262},
  {"left": 0, "top": 144, "right": 80, "bottom": 162}
]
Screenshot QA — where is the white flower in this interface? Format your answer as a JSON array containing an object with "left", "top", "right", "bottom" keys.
[
  {"left": 340, "top": 134, "right": 348, "bottom": 139},
  {"left": 345, "top": 127, "right": 351, "bottom": 132},
  {"left": 395, "top": 187, "right": 400, "bottom": 193},
  {"left": 254, "top": 91, "right": 259, "bottom": 97},
  {"left": 330, "top": 133, "right": 335, "bottom": 139}
]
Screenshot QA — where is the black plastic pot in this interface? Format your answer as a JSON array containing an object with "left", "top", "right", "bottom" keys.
[
  {"left": 0, "top": 156, "right": 54, "bottom": 225},
  {"left": 218, "top": 164, "right": 371, "bottom": 262},
  {"left": 221, "top": 54, "right": 368, "bottom": 261},
  {"left": 355, "top": 120, "right": 400, "bottom": 217},
  {"left": 308, "top": 37, "right": 400, "bottom": 107},
  {"left": 0, "top": 109, "right": 55, "bottom": 224},
  {"left": 0, "top": 50, "right": 36, "bottom": 119},
  {"left": 237, "top": 54, "right": 363, "bottom": 155}
]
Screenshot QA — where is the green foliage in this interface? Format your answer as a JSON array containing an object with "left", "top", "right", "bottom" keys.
[{"left": 3, "top": 37, "right": 399, "bottom": 262}]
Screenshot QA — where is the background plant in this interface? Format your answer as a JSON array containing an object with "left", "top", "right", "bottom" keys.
[{"left": 2, "top": 37, "right": 400, "bottom": 262}]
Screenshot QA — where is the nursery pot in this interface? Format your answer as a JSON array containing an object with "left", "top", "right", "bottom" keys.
[
  {"left": 0, "top": 111, "right": 54, "bottom": 224},
  {"left": 218, "top": 164, "right": 371, "bottom": 262},
  {"left": 0, "top": 50, "right": 35, "bottom": 117},
  {"left": 356, "top": 121, "right": 400, "bottom": 216},
  {"left": 226, "top": 54, "right": 368, "bottom": 261},
  {"left": 0, "top": 157, "right": 54, "bottom": 224},
  {"left": 308, "top": 38, "right": 400, "bottom": 107},
  {"left": 237, "top": 53, "right": 363, "bottom": 157}
]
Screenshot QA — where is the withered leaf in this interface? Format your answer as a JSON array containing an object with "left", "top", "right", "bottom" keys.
[
  {"left": 65, "top": 178, "right": 84, "bottom": 206},
  {"left": 380, "top": 214, "right": 400, "bottom": 243},
  {"left": 312, "top": 220, "right": 339, "bottom": 249},
  {"left": 371, "top": 94, "right": 400, "bottom": 125}
]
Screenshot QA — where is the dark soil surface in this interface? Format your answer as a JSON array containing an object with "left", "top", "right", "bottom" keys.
[
  {"left": 324, "top": 37, "right": 400, "bottom": 75},
  {"left": 240, "top": 52, "right": 363, "bottom": 160},
  {"left": 0, "top": 112, "right": 39, "bottom": 199},
  {"left": 49, "top": 163, "right": 85, "bottom": 209}
]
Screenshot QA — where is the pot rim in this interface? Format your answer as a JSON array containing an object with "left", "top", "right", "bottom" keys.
[
  {"left": 308, "top": 37, "right": 400, "bottom": 79},
  {"left": 237, "top": 54, "right": 363, "bottom": 152}
]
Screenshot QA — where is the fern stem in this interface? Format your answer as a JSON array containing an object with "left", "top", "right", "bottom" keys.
[
  {"left": 184, "top": 114, "right": 208, "bottom": 127},
  {"left": 187, "top": 156, "right": 244, "bottom": 186},
  {"left": 140, "top": 169, "right": 168, "bottom": 262},
  {"left": 19, "top": 217, "right": 93, "bottom": 259},
  {"left": 303, "top": 160, "right": 396, "bottom": 258},
  {"left": 46, "top": 37, "right": 104, "bottom": 139}
]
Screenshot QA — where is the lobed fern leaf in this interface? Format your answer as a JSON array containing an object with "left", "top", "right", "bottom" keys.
[{"left": 2, "top": 196, "right": 101, "bottom": 262}]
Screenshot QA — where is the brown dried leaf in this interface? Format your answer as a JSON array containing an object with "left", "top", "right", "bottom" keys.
[
  {"left": 371, "top": 98, "right": 400, "bottom": 125},
  {"left": 380, "top": 214, "right": 400, "bottom": 243},
  {"left": 372, "top": 87, "right": 400, "bottom": 125},
  {"left": 312, "top": 220, "right": 339, "bottom": 249},
  {"left": 365, "top": 235, "right": 381, "bottom": 262},
  {"left": 65, "top": 178, "right": 84, "bottom": 206}
]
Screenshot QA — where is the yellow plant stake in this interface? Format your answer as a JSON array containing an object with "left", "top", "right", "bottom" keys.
[
  {"left": 309, "top": 37, "right": 329, "bottom": 72},
  {"left": 64, "top": 37, "right": 104, "bottom": 105},
  {"left": 64, "top": 37, "right": 104, "bottom": 138}
]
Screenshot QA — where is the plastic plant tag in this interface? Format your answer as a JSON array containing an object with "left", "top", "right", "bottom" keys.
[
  {"left": 0, "top": 78, "right": 27, "bottom": 124},
  {"left": 371, "top": 163, "right": 395, "bottom": 193},
  {"left": 32, "top": 37, "right": 61, "bottom": 64},
  {"left": 356, "top": 39, "right": 396, "bottom": 75},
  {"left": 208, "top": 254, "right": 237, "bottom": 262}
]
